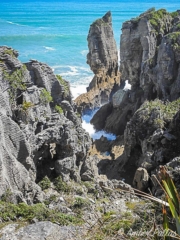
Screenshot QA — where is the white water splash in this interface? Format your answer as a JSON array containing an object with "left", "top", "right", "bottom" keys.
[
  {"left": 82, "top": 110, "right": 116, "bottom": 141},
  {"left": 123, "top": 80, "right": 131, "bottom": 91},
  {"left": 44, "top": 46, "right": 56, "bottom": 51},
  {"left": 70, "top": 85, "right": 88, "bottom": 99}
]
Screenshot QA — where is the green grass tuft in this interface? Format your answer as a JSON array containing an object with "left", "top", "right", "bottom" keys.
[
  {"left": 55, "top": 105, "right": 63, "bottom": 114},
  {"left": 38, "top": 176, "right": 51, "bottom": 190},
  {"left": 0, "top": 201, "right": 83, "bottom": 225},
  {"left": 40, "top": 88, "right": 53, "bottom": 105}
]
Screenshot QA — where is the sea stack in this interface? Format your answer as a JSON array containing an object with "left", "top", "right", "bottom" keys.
[{"left": 75, "top": 11, "right": 120, "bottom": 113}]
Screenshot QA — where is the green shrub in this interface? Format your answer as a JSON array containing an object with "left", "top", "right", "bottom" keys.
[
  {"left": 139, "top": 98, "right": 180, "bottom": 121},
  {"left": 133, "top": 166, "right": 180, "bottom": 239},
  {"left": 170, "top": 11, "right": 179, "bottom": 18},
  {"left": 22, "top": 101, "right": 34, "bottom": 112},
  {"left": 1, "top": 189, "right": 13, "bottom": 203},
  {"left": 56, "top": 75, "right": 70, "bottom": 97},
  {"left": 55, "top": 105, "right": 63, "bottom": 114},
  {"left": 40, "top": 88, "right": 53, "bottom": 105},
  {"left": 53, "top": 176, "right": 71, "bottom": 193},
  {"left": 159, "top": 166, "right": 180, "bottom": 237},
  {"left": 175, "top": 23, "right": 180, "bottom": 32},
  {"left": 73, "top": 197, "right": 89, "bottom": 208},
  {"left": 166, "top": 32, "right": 180, "bottom": 50},
  {"left": 147, "top": 9, "right": 169, "bottom": 34},
  {"left": 38, "top": 176, "right": 51, "bottom": 190},
  {"left": 3, "top": 66, "right": 27, "bottom": 103},
  {"left": 0, "top": 201, "right": 82, "bottom": 225},
  {"left": 44, "top": 194, "right": 57, "bottom": 206},
  {"left": 3, "top": 49, "right": 15, "bottom": 57}
]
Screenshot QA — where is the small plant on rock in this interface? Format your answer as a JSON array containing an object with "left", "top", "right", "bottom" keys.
[
  {"left": 22, "top": 101, "right": 34, "bottom": 112},
  {"left": 44, "top": 194, "right": 57, "bottom": 206},
  {"left": 38, "top": 176, "right": 51, "bottom": 190},
  {"left": 55, "top": 105, "right": 63, "bottom": 114},
  {"left": 40, "top": 88, "right": 53, "bottom": 105},
  {"left": 73, "top": 197, "right": 89, "bottom": 208},
  {"left": 3, "top": 66, "right": 27, "bottom": 104},
  {"left": 56, "top": 75, "right": 70, "bottom": 97},
  {"left": 53, "top": 176, "right": 71, "bottom": 193},
  {"left": 1, "top": 189, "right": 13, "bottom": 203}
]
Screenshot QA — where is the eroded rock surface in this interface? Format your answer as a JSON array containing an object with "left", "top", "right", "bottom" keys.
[
  {"left": 91, "top": 9, "right": 180, "bottom": 135},
  {"left": 75, "top": 11, "right": 120, "bottom": 113},
  {"left": 90, "top": 9, "right": 180, "bottom": 192},
  {"left": 0, "top": 222, "right": 82, "bottom": 240},
  {"left": 0, "top": 46, "right": 91, "bottom": 202}
]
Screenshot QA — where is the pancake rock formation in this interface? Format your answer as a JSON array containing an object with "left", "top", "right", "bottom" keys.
[
  {"left": 91, "top": 8, "right": 180, "bottom": 135},
  {"left": 75, "top": 11, "right": 120, "bottom": 113},
  {"left": 0, "top": 46, "right": 91, "bottom": 203}
]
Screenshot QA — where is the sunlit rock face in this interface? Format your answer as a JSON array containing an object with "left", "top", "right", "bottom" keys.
[
  {"left": 91, "top": 9, "right": 180, "bottom": 136},
  {"left": 75, "top": 11, "right": 120, "bottom": 113},
  {"left": 0, "top": 46, "right": 91, "bottom": 202}
]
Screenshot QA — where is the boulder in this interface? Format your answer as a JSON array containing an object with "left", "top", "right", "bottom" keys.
[
  {"left": 133, "top": 167, "right": 149, "bottom": 191},
  {"left": 0, "top": 222, "right": 82, "bottom": 240}
]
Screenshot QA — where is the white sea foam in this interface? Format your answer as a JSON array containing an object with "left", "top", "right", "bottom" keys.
[
  {"left": 7, "top": 21, "right": 19, "bottom": 25},
  {"left": 7, "top": 21, "right": 26, "bottom": 27},
  {"left": 82, "top": 121, "right": 116, "bottom": 141},
  {"left": 118, "top": 48, "right": 120, "bottom": 63},
  {"left": 52, "top": 65, "right": 93, "bottom": 80},
  {"left": 82, "top": 120, "right": 95, "bottom": 136},
  {"left": 71, "top": 85, "right": 87, "bottom": 99},
  {"left": 82, "top": 110, "right": 116, "bottom": 141},
  {"left": 51, "top": 65, "right": 93, "bottom": 98},
  {"left": 70, "top": 75, "right": 93, "bottom": 99},
  {"left": 123, "top": 80, "right": 131, "bottom": 91},
  {"left": 44, "top": 46, "right": 56, "bottom": 51},
  {"left": 81, "top": 50, "right": 88, "bottom": 56}
]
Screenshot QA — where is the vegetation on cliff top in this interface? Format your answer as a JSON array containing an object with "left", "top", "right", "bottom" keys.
[
  {"left": 128, "top": 8, "right": 174, "bottom": 35},
  {"left": 131, "top": 98, "right": 180, "bottom": 138},
  {"left": 3, "top": 65, "right": 27, "bottom": 103},
  {"left": 56, "top": 74, "right": 70, "bottom": 97},
  {"left": 0, "top": 201, "right": 82, "bottom": 226}
]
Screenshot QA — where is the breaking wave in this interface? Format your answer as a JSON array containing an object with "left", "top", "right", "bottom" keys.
[{"left": 82, "top": 110, "right": 116, "bottom": 141}]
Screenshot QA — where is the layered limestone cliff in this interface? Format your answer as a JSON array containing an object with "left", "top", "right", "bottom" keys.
[
  {"left": 90, "top": 9, "right": 180, "bottom": 190},
  {"left": 91, "top": 9, "right": 180, "bottom": 135},
  {"left": 1, "top": 9, "right": 180, "bottom": 239},
  {"left": 75, "top": 11, "right": 120, "bottom": 113},
  {"left": 0, "top": 46, "right": 91, "bottom": 202}
]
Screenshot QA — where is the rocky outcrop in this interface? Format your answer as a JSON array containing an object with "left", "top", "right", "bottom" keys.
[
  {"left": 121, "top": 9, "right": 180, "bottom": 101},
  {"left": 0, "top": 222, "right": 82, "bottom": 240},
  {"left": 91, "top": 89, "right": 134, "bottom": 135},
  {"left": 91, "top": 9, "right": 180, "bottom": 135},
  {"left": 89, "top": 9, "right": 180, "bottom": 193},
  {"left": 121, "top": 98, "right": 180, "bottom": 191},
  {"left": 0, "top": 9, "right": 178, "bottom": 237},
  {"left": 0, "top": 46, "right": 91, "bottom": 202},
  {"left": 133, "top": 167, "right": 149, "bottom": 191},
  {"left": 75, "top": 11, "right": 120, "bottom": 113}
]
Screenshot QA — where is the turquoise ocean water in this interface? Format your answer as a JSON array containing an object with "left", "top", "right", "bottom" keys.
[
  {"left": 0, "top": 0, "right": 179, "bottom": 139},
  {"left": 0, "top": 0, "right": 179, "bottom": 98}
]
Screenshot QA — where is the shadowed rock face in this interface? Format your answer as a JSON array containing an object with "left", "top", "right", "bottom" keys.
[{"left": 75, "top": 11, "right": 120, "bottom": 113}]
